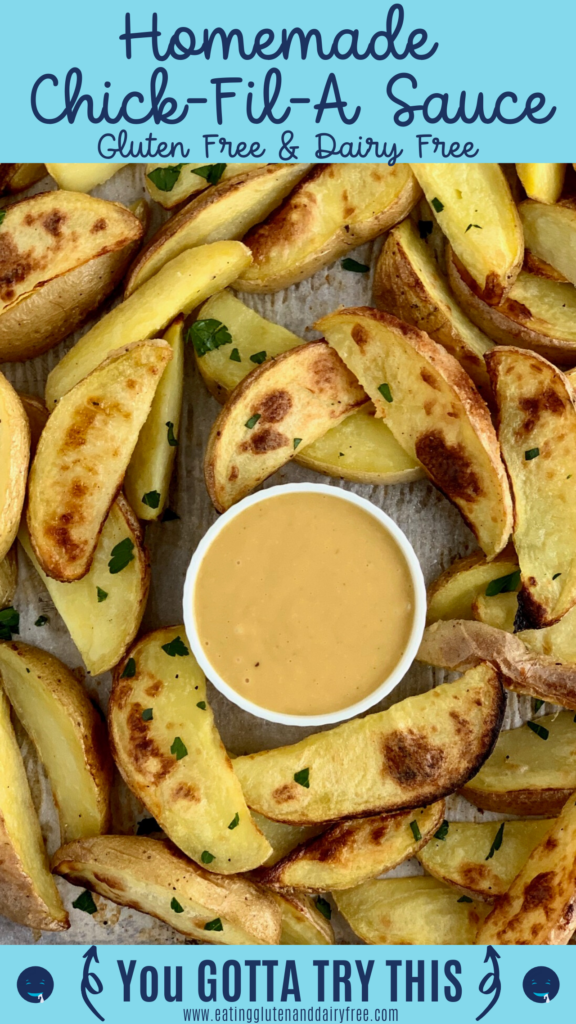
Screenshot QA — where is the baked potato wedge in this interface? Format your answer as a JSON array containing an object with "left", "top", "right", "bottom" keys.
[
  {"left": 410, "top": 163, "right": 523, "bottom": 303},
  {"left": 0, "top": 686, "right": 68, "bottom": 930},
  {"left": 0, "top": 547, "right": 17, "bottom": 609},
  {"left": 335, "top": 877, "right": 489, "bottom": 945},
  {"left": 520, "top": 200, "right": 576, "bottom": 285},
  {"left": 52, "top": 835, "right": 281, "bottom": 945},
  {"left": 236, "top": 163, "right": 420, "bottom": 293},
  {"left": 146, "top": 162, "right": 266, "bottom": 209},
  {"left": 0, "top": 163, "right": 46, "bottom": 194},
  {"left": 46, "top": 163, "right": 127, "bottom": 192},
  {"left": 316, "top": 307, "right": 512, "bottom": 557},
  {"left": 28, "top": 339, "right": 172, "bottom": 582},
  {"left": 45, "top": 241, "right": 252, "bottom": 403},
  {"left": 473, "top": 591, "right": 518, "bottom": 632},
  {"left": 233, "top": 665, "right": 505, "bottom": 825},
  {"left": 0, "top": 641, "right": 112, "bottom": 841},
  {"left": 109, "top": 626, "right": 272, "bottom": 873},
  {"left": 486, "top": 347, "right": 576, "bottom": 625},
  {"left": 204, "top": 341, "right": 368, "bottom": 511},
  {"left": 19, "top": 494, "right": 149, "bottom": 676},
  {"left": 427, "top": 547, "right": 519, "bottom": 624},
  {"left": 418, "top": 819, "right": 552, "bottom": 901},
  {"left": 477, "top": 793, "right": 576, "bottom": 944},
  {"left": 516, "top": 163, "right": 566, "bottom": 205},
  {"left": 256, "top": 802, "right": 445, "bottom": 893},
  {"left": 271, "top": 892, "right": 334, "bottom": 944},
  {"left": 126, "top": 164, "right": 311, "bottom": 294},
  {"left": 124, "top": 318, "right": 184, "bottom": 521},
  {"left": 0, "top": 374, "right": 29, "bottom": 563},
  {"left": 0, "top": 190, "right": 144, "bottom": 363},
  {"left": 251, "top": 813, "right": 325, "bottom": 867},
  {"left": 462, "top": 711, "right": 576, "bottom": 815},
  {"left": 374, "top": 218, "right": 494, "bottom": 394}
]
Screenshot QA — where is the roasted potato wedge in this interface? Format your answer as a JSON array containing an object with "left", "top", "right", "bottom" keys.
[
  {"left": 316, "top": 307, "right": 512, "bottom": 557},
  {"left": 251, "top": 813, "right": 325, "bottom": 867},
  {"left": 520, "top": 200, "right": 576, "bottom": 285},
  {"left": 0, "top": 190, "right": 143, "bottom": 362},
  {"left": 109, "top": 626, "right": 272, "bottom": 873},
  {"left": 462, "top": 711, "right": 576, "bottom": 815},
  {"left": 124, "top": 318, "right": 184, "bottom": 521},
  {"left": 486, "top": 347, "right": 576, "bottom": 625},
  {"left": 473, "top": 591, "right": 518, "bottom": 632},
  {"left": 518, "top": 606, "right": 576, "bottom": 663},
  {"left": 236, "top": 163, "right": 421, "bottom": 292},
  {"left": 46, "top": 163, "right": 127, "bottom": 192},
  {"left": 0, "top": 374, "right": 29, "bottom": 563},
  {"left": 271, "top": 892, "right": 334, "bottom": 944},
  {"left": 410, "top": 163, "right": 523, "bottom": 303},
  {"left": 19, "top": 494, "right": 149, "bottom": 676},
  {"left": 126, "top": 164, "right": 311, "bottom": 294},
  {"left": 234, "top": 665, "right": 504, "bottom": 825},
  {"left": 256, "top": 802, "right": 445, "bottom": 893},
  {"left": 0, "top": 547, "right": 17, "bottom": 609},
  {"left": 204, "top": 341, "right": 368, "bottom": 511},
  {"left": 45, "top": 241, "right": 252, "bottom": 404},
  {"left": 517, "top": 163, "right": 566, "bottom": 205},
  {"left": 427, "top": 547, "right": 519, "bottom": 624},
  {"left": 0, "top": 164, "right": 46, "bottom": 194},
  {"left": 477, "top": 793, "right": 576, "bottom": 944},
  {"left": 418, "top": 819, "right": 552, "bottom": 901},
  {"left": 335, "top": 877, "right": 489, "bottom": 944},
  {"left": 29, "top": 339, "right": 172, "bottom": 582},
  {"left": 374, "top": 218, "right": 494, "bottom": 394},
  {"left": 145, "top": 162, "right": 266, "bottom": 209},
  {"left": 0, "top": 641, "right": 112, "bottom": 841},
  {"left": 52, "top": 836, "right": 281, "bottom": 944},
  {"left": 447, "top": 251, "right": 576, "bottom": 366},
  {"left": 0, "top": 687, "right": 68, "bottom": 930}
]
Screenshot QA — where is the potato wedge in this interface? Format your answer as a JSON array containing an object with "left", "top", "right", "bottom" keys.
[
  {"left": 109, "top": 626, "right": 272, "bottom": 873},
  {"left": 410, "top": 163, "right": 523, "bottom": 303},
  {"left": 234, "top": 665, "right": 504, "bottom": 825},
  {"left": 473, "top": 591, "right": 518, "bottom": 632},
  {"left": 0, "top": 686, "right": 68, "bottom": 930},
  {"left": 335, "top": 877, "right": 489, "bottom": 944},
  {"left": 146, "top": 162, "right": 266, "bottom": 209},
  {"left": 520, "top": 200, "right": 576, "bottom": 285},
  {"left": 204, "top": 341, "right": 368, "bottom": 511},
  {"left": 19, "top": 494, "right": 149, "bottom": 676},
  {"left": 0, "top": 547, "right": 17, "bottom": 609},
  {"left": 447, "top": 251, "right": 576, "bottom": 367},
  {"left": 486, "top": 347, "right": 576, "bottom": 625},
  {"left": 28, "top": 340, "right": 172, "bottom": 582},
  {"left": 18, "top": 393, "right": 48, "bottom": 454},
  {"left": 462, "top": 711, "right": 576, "bottom": 815},
  {"left": 196, "top": 291, "right": 420, "bottom": 486},
  {"left": 374, "top": 218, "right": 494, "bottom": 394},
  {"left": 0, "top": 164, "right": 46, "bottom": 194},
  {"left": 271, "top": 892, "right": 334, "bottom": 944},
  {"left": 236, "top": 163, "right": 421, "bottom": 293},
  {"left": 45, "top": 241, "right": 252, "bottom": 404},
  {"left": 46, "top": 163, "right": 127, "bottom": 192},
  {"left": 126, "top": 164, "right": 311, "bottom": 294},
  {"left": 256, "top": 802, "right": 445, "bottom": 893},
  {"left": 418, "top": 819, "right": 552, "bottom": 901},
  {"left": 251, "top": 813, "right": 325, "bottom": 867},
  {"left": 427, "top": 547, "right": 519, "bottom": 624},
  {"left": 52, "top": 836, "right": 281, "bottom": 944},
  {"left": 0, "top": 374, "right": 29, "bottom": 563},
  {"left": 124, "top": 318, "right": 184, "bottom": 521},
  {"left": 0, "top": 641, "right": 112, "bottom": 841},
  {"left": 477, "top": 793, "right": 576, "bottom": 944},
  {"left": 316, "top": 307, "right": 512, "bottom": 557},
  {"left": 517, "top": 163, "right": 566, "bottom": 205}
]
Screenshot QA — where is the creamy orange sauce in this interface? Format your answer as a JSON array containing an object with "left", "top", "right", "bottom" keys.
[{"left": 194, "top": 492, "right": 415, "bottom": 716}]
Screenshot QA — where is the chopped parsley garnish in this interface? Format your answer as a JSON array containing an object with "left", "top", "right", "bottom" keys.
[
  {"left": 230, "top": 348, "right": 241, "bottom": 362},
  {"left": 161, "top": 507, "right": 180, "bottom": 522},
  {"left": 525, "top": 447, "right": 540, "bottom": 461},
  {"left": 418, "top": 220, "right": 433, "bottom": 239},
  {"left": 485, "top": 822, "right": 505, "bottom": 861},
  {"left": 108, "top": 538, "right": 135, "bottom": 574},
  {"left": 201, "top": 850, "right": 215, "bottom": 864},
  {"left": 527, "top": 720, "right": 549, "bottom": 740},
  {"left": 409, "top": 820, "right": 422, "bottom": 842},
  {"left": 142, "top": 708, "right": 153, "bottom": 721},
  {"left": 171, "top": 897, "right": 184, "bottom": 913},
  {"left": 534, "top": 699, "right": 544, "bottom": 713},
  {"left": 96, "top": 587, "right": 108, "bottom": 603},
  {"left": 434, "top": 820, "right": 449, "bottom": 842},
  {"left": 465, "top": 224, "right": 482, "bottom": 232},
  {"left": 136, "top": 817, "right": 159, "bottom": 835},
  {"left": 166, "top": 421, "right": 179, "bottom": 447},
  {"left": 431, "top": 197, "right": 444, "bottom": 213},
  {"left": 250, "top": 351, "right": 267, "bottom": 364},
  {"left": 245, "top": 413, "right": 261, "bottom": 429},
  {"left": 196, "top": 701, "right": 207, "bottom": 710},
  {"left": 72, "top": 890, "right": 98, "bottom": 915},
  {"left": 457, "top": 895, "right": 473, "bottom": 903},
  {"left": 204, "top": 917, "right": 223, "bottom": 931},
  {"left": 553, "top": 573, "right": 562, "bottom": 580},
  {"left": 294, "top": 768, "right": 310, "bottom": 788},
  {"left": 35, "top": 615, "right": 49, "bottom": 627},
  {"left": 315, "top": 897, "right": 332, "bottom": 920},
  {"left": 192, "top": 163, "right": 227, "bottom": 185},
  {"left": 293, "top": 438, "right": 302, "bottom": 450},
  {"left": 171, "top": 736, "right": 188, "bottom": 760},
  {"left": 121, "top": 658, "right": 136, "bottom": 679},
  {"left": 147, "top": 164, "right": 184, "bottom": 192},
  {"left": 228, "top": 813, "right": 240, "bottom": 830},
  {"left": 485, "top": 569, "right": 520, "bottom": 596},
  {"left": 162, "top": 635, "right": 190, "bottom": 658},
  {"left": 0, "top": 606, "right": 19, "bottom": 641},
  {"left": 0, "top": 211, "right": 5, "bottom": 227},
  {"left": 142, "top": 490, "right": 161, "bottom": 509},
  {"left": 188, "top": 318, "right": 232, "bottom": 357},
  {"left": 341, "top": 258, "right": 369, "bottom": 273},
  {"left": 378, "top": 383, "right": 393, "bottom": 403}
]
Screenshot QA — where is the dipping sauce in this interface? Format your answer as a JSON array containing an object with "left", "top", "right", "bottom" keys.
[{"left": 194, "top": 492, "right": 415, "bottom": 717}]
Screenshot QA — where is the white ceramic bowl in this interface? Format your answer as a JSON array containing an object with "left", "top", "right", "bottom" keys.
[{"left": 183, "top": 483, "right": 426, "bottom": 727}]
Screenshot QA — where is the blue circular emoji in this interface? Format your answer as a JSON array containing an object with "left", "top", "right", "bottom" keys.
[
  {"left": 17, "top": 966, "right": 54, "bottom": 1003},
  {"left": 523, "top": 966, "right": 560, "bottom": 1004}
]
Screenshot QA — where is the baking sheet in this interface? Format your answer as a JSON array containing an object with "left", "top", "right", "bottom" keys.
[{"left": 0, "top": 164, "right": 534, "bottom": 945}]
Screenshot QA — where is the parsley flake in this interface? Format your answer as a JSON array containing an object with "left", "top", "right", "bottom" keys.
[
  {"left": 96, "top": 587, "right": 108, "bottom": 603},
  {"left": 188, "top": 319, "right": 232, "bottom": 358},
  {"left": 293, "top": 438, "right": 302, "bottom": 450},
  {"left": 341, "top": 258, "right": 369, "bottom": 273},
  {"left": 294, "top": 768, "right": 310, "bottom": 788},
  {"left": 485, "top": 822, "right": 505, "bottom": 861},
  {"left": 166, "top": 421, "right": 179, "bottom": 447},
  {"left": 192, "top": 164, "right": 227, "bottom": 185},
  {"left": 250, "top": 351, "right": 267, "bottom": 364},
  {"left": 147, "top": 164, "right": 184, "bottom": 192},
  {"left": 0, "top": 606, "right": 19, "bottom": 641},
  {"left": 196, "top": 701, "right": 207, "bottom": 710},
  {"left": 230, "top": 348, "right": 241, "bottom": 362},
  {"left": 418, "top": 220, "right": 433, "bottom": 239},
  {"left": 245, "top": 413, "right": 261, "bottom": 429},
  {"left": 72, "top": 890, "right": 98, "bottom": 915},
  {"left": 161, "top": 507, "right": 180, "bottom": 522},
  {"left": 204, "top": 917, "right": 223, "bottom": 932},
  {"left": 142, "top": 708, "right": 153, "bottom": 721},
  {"left": 0, "top": 211, "right": 5, "bottom": 227},
  {"left": 171, "top": 736, "right": 188, "bottom": 760},
  {"left": 228, "top": 813, "right": 240, "bottom": 830},
  {"left": 457, "top": 895, "right": 473, "bottom": 903},
  {"left": 201, "top": 850, "right": 215, "bottom": 864},
  {"left": 35, "top": 615, "right": 48, "bottom": 627},
  {"left": 136, "top": 817, "right": 159, "bottom": 835},
  {"left": 527, "top": 720, "right": 549, "bottom": 740},
  {"left": 142, "top": 490, "right": 161, "bottom": 509},
  {"left": 108, "top": 538, "right": 135, "bottom": 574},
  {"left": 378, "top": 383, "right": 393, "bottom": 403},
  {"left": 465, "top": 224, "right": 482, "bottom": 232},
  {"left": 553, "top": 573, "right": 562, "bottom": 580},
  {"left": 162, "top": 636, "right": 189, "bottom": 658},
  {"left": 485, "top": 569, "right": 520, "bottom": 596},
  {"left": 171, "top": 897, "right": 184, "bottom": 913},
  {"left": 434, "top": 820, "right": 450, "bottom": 842},
  {"left": 410, "top": 820, "right": 422, "bottom": 842},
  {"left": 525, "top": 447, "right": 540, "bottom": 461},
  {"left": 431, "top": 197, "right": 444, "bottom": 213},
  {"left": 534, "top": 699, "right": 544, "bottom": 713},
  {"left": 315, "top": 897, "right": 332, "bottom": 920},
  {"left": 121, "top": 658, "right": 136, "bottom": 679}
]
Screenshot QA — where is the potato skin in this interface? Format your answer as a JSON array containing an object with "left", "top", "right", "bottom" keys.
[
  {"left": 0, "top": 547, "right": 17, "bottom": 609},
  {"left": 0, "top": 375, "right": 30, "bottom": 563}
]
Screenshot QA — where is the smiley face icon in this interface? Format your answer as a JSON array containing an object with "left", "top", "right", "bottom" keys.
[
  {"left": 523, "top": 966, "right": 560, "bottom": 1004},
  {"left": 17, "top": 966, "right": 54, "bottom": 1003}
]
